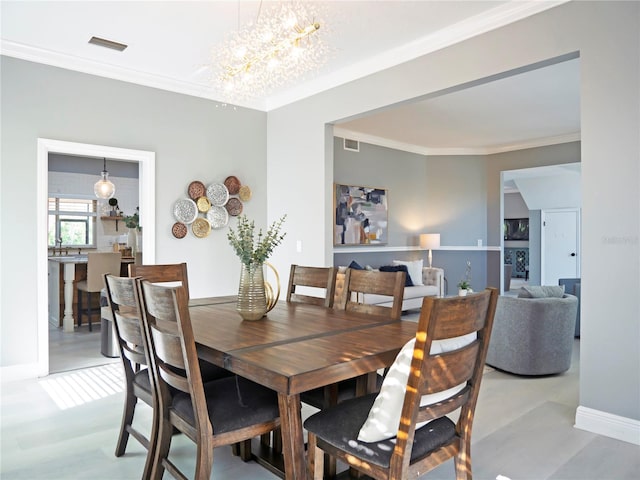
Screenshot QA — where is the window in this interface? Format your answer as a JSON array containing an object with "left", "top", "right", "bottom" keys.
[{"left": 48, "top": 197, "right": 97, "bottom": 247}]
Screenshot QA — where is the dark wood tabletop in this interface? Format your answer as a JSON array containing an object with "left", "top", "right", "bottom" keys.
[{"left": 189, "top": 300, "right": 418, "bottom": 480}]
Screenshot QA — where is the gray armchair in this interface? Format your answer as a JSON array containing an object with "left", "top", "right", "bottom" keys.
[{"left": 486, "top": 294, "right": 578, "bottom": 375}]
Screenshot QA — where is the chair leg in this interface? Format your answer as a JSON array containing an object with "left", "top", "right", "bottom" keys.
[
  {"left": 239, "top": 439, "right": 252, "bottom": 461},
  {"left": 307, "top": 433, "right": 324, "bottom": 480},
  {"left": 87, "top": 292, "right": 93, "bottom": 332},
  {"left": 151, "top": 417, "right": 173, "bottom": 480},
  {"left": 77, "top": 290, "right": 82, "bottom": 328},
  {"left": 194, "top": 437, "right": 214, "bottom": 480},
  {"left": 115, "top": 383, "right": 136, "bottom": 456}
]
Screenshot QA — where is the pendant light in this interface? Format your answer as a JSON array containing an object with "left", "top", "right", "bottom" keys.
[{"left": 94, "top": 157, "right": 116, "bottom": 199}]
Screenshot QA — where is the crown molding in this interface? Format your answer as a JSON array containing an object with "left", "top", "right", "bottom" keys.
[
  {"left": 333, "top": 128, "right": 581, "bottom": 156},
  {"left": 0, "top": 40, "right": 265, "bottom": 111},
  {"left": 265, "top": 0, "right": 570, "bottom": 110},
  {"left": 1, "top": 1, "right": 569, "bottom": 113}
]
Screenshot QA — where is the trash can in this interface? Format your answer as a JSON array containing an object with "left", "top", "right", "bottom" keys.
[{"left": 100, "top": 309, "right": 119, "bottom": 358}]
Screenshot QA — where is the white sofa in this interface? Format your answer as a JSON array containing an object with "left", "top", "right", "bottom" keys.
[{"left": 335, "top": 266, "right": 445, "bottom": 311}]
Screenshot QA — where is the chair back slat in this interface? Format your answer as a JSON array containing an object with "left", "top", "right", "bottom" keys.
[
  {"left": 287, "top": 265, "right": 337, "bottom": 308},
  {"left": 339, "top": 269, "right": 405, "bottom": 321},
  {"left": 129, "top": 263, "right": 190, "bottom": 299},
  {"left": 421, "top": 343, "right": 479, "bottom": 395}
]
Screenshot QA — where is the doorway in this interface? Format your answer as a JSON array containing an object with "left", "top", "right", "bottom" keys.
[{"left": 37, "top": 139, "right": 156, "bottom": 376}]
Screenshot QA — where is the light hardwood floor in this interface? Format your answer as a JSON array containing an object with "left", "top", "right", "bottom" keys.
[{"left": 2, "top": 320, "right": 638, "bottom": 479}]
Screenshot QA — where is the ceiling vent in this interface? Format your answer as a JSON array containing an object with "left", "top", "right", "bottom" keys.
[
  {"left": 88, "top": 36, "right": 128, "bottom": 52},
  {"left": 343, "top": 138, "right": 359, "bottom": 152}
]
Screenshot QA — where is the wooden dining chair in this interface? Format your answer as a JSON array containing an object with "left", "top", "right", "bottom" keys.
[
  {"left": 128, "top": 262, "right": 190, "bottom": 298},
  {"left": 339, "top": 268, "right": 406, "bottom": 321},
  {"left": 103, "top": 273, "right": 157, "bottom": 479},
  {"left": 304, "top": 288, "right": 499, "bottom": 480},
  {"left": 286, "top": 264, "right": 337, "bottom": 307},
  {"left": 136, "top": 279, "right": 281, "bottom": 480},
  {"left": 76, "top": 252, "right": 122, "bottom": 331},
  {"left": 128, "top": 262, "right": 233, "bottom": 382}
]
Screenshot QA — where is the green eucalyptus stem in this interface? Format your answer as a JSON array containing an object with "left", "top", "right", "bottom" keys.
[{"left": 227, "top": 214, "right": 287, "bottom": 267}]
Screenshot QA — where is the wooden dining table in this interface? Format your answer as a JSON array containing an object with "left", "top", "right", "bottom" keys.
[{"left": 188, "top": 299, "right": 418, "bottom": 480}]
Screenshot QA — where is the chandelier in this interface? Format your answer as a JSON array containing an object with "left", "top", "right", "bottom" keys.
[
  {"left": 214, "top": 1, "right": 327, "bottom": 101},
  {"left": 94, "top": 157, "right": 116, "bottom": 199}
]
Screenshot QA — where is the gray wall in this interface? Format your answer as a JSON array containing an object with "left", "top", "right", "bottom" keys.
[
  {"left": 334, "top": 138, "right": 579, "bottom": 293},
  {"left": 267, "top": 1, "right": 639, "bottom": 432},
  {"left": 1, "top": 57, "right": 267, "bottom": 369}
]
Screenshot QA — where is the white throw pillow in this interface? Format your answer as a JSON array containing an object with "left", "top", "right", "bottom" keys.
[
  {"left": 357, "top": 332, "right": 476, "bottom": 443},
  {"left": 392, "top": 259, "right": 424, "bottom": 286}
]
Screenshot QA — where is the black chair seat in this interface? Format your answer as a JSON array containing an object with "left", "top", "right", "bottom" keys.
[
  {"left": 303, "top": 393, "right": 455, "bottom": 469},
  {"left": 172, "top": 376, "right": 280, "bottom": 435},
  {"left": 300, "top": 374, "right": 384, "bottom": 408},
  {"left": 132, "top": 368, "right": 152, "bottom": 394},
  {"left": 198, "top": 359, "right": 233, "bottom": 382}
]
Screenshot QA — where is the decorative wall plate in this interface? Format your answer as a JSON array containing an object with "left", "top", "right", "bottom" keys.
[
  {"left": 207, "top": 206, "right": 229, "bottom": 229},
  {"left": 196, "top": 196, "right": 211, "bottom": 213},
  {"left": 224, "top": 175, "right": 241, "bottom": 195},
  {"left": 172, "top": 222, "right": 187, "bottom": 239},
  {"left": 173, "top": 198, "right": 198, "bottom": 224},
  {"left": 188, "top": 180, "right": 206, "bottom": 200},
  {"left": 238, "top": 185, "right": 252, "bottom": 201},
  {"left": 206, "top": 183, "right": 229, "bottom": 207},
  {"left": 191, "top": 217, "right": 211, "bottom": 238},
  {"left": 225, "top": 197, "right": 243, "bottom": 216}
]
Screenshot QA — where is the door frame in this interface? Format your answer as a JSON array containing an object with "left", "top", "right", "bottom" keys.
[
  {"left": 540, "top": 207, "right": 581, "bottom": 285},
  {"left": 37, "top": 138, "right": 155, "bottom": 377}
]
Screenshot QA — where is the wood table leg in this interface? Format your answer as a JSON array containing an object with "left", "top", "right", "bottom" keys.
[{"left": 277, "top": 393, "right": 307, "bottom": 480}]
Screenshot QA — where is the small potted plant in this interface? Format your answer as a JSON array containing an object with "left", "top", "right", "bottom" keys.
[
  {"left": 457, "top": 279, "right": 471, "bottom": 296},
  {"left": 458, "top": 260, "right": 473, "bottom": 296}
]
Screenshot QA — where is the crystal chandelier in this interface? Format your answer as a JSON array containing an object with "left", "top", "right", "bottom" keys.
[{"left": 214, "top": 1, "right": 327, "bottom": 101}]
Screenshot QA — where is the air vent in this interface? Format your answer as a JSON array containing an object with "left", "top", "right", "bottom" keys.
[
  {"left": 88, "top": 36, "right": 128, "bottom": 52},
  {"left": 343, "top": 138, "right": 359, "bottom": 152}
]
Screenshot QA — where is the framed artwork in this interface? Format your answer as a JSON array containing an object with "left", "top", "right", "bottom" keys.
[
  {"left": 334, "top": 184, "right": 388, "bottom": 245},
  {"left": 504, "top": 218, "right": 529, "bottom": 240}
]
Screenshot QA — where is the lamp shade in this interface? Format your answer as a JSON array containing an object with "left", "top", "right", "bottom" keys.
[{"left": 420, "top": 233, "right": 440, "bottom": 250}]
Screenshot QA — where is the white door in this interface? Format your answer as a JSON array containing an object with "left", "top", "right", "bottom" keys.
[{"left": 541, "top": 208, "right": 580, "bottom": 285}]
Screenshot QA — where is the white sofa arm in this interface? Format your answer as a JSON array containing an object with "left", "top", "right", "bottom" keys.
[{"left": 422, "top": 267, "right": 445, "bottom": 297}]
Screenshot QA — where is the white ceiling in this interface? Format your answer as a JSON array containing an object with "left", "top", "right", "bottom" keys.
[{"left": 1, "top": 0, "right": 578, "bottom": 153}]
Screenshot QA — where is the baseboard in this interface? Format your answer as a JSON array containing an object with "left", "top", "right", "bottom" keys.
[
  {"left": 575, "top": 405, "right": 640, "bottom": 445},
  {"left": 1, "top": 362, "right": 46, "bottom": 383}
]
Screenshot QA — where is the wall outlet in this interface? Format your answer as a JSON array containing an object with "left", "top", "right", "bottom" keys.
[{"left": 296, "top": 240, "right": 302, "bottom": 253}]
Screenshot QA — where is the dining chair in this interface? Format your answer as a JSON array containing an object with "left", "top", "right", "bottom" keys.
[
  {"left": 128, "top": 262, "right": 190, "bottom": 298},
  {"left": 302, "top": 268, "right": 407, "bottom": 408},
  {"left": 304, "top": 288, "right": 499, "bottom": 480},
  {"left": 128, "top": 262, "right": 233, "bottom": 382},
  {"left": 302, "top": 268, "right": 406, "bottom": 477},
  {"left": 286, "top": 264, "right": 337, "bottom": 308},
  {"left": 339, "top": 268, "right": 406, "bottom": 321},
  {"left": 136, "top": 279, "right": 281, "bottom": 480},
  {"left": 76, "top": 252, "right": 122, "bottom": 331},
  {"left": 103, "top": 273, "right": 157, "bottom": 479}
]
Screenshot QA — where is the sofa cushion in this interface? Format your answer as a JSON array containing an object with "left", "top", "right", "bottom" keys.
[
  {"left": 379, "top": 264, "right": 413, "bottom": 287},
  {"left": 348, "top": 260, "right": 364, "bottom": 270},
  {"left": 392, "top": 259, "right": 424, "bottom": 286},
  {"left": 357, "top": 333, "right": 475, "bottom": 442},
  {"left": 518, "top": 285, "right": 565, "bottom": 298}
]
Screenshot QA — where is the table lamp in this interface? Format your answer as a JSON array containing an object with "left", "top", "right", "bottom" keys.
[{"left": 420, "top": 233, "right": 440, "bottom": 268}]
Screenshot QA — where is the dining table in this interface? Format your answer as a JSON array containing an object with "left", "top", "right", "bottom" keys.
[{"left": 188, "top": 299, "right": 418, "bottom": 480}]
